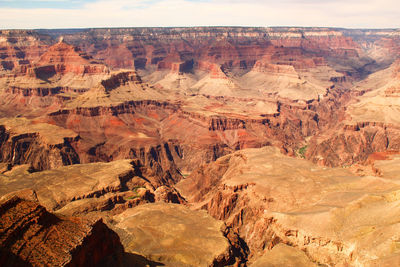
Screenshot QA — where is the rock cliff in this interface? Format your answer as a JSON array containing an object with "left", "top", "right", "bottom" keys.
[
  {"left": 177, "top": 146, "right": 400, "bottom": 265},
  {"left": 0, "top": 117, "right": 79, "bottom": 171},
  {"left": 0, "top": 196, "right": 124, "bottom": 266},
  {"left": 0, "top": 27, "right": 400, "bottom": 265}
]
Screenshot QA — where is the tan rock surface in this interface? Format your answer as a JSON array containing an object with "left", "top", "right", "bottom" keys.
[
  {"left": 348, "top": 60, "right": 400, "bottom": 124},
  {"left": 1, "top": 27, "right": 400, "bottom": 265},
  {"left": 250, "top": 243, "right": 317, "bottom": 267},
  {"left": 113, "top": 202, "right": 235, "bottom": 267},
  {"left": 0, "top": 196, "right": 124, "bottom": 266},
  {"left": 0, "top": 158, "right": 185, "bottom": 220},
  {"left": 0, "top": 160, "right": 136, "bottom": 211},
  {"left": 0, "top": 117, "right": 77, "bottom": 145},
  {"left": 306, "top": 60, "right": 400, "bottom": 167},
  {"left": 0, "top": 117, "right": 80, "bottom": 170},
  {"left": 177, "top": 146, "right": 400, "bottom": 265}
]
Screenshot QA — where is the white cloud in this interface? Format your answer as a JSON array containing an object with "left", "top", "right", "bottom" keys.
[{"left": 0, "top": 0, "right": 399, "bottom": 29}]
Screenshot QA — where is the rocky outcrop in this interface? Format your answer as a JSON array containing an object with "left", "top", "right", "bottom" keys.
[
  {"left": 0, "top": 118, "right": 80, "bottom": 171},
  {"left": 0, "top": 38, "right": 113, "bottom": 118},
  {"left": 306, "top": 122, "right": 400, "bottom": 167},
  {"left": 0, "top": 196, "right": 124, "bottom": 266},
  {"left": 163, "top": 59, "right": 194, "bottom": 73},
  {"left": 113, "top": 202, "right": 245, "bottom": 266},
  {"left": 20, "top": 40, "right": 109, "bottom": 84},
  {"left": 156, "top": 52, "right": 194, "bottom": 73},
  {"left": 0, "top": 30, "right": 51, "bottom": 72},
  {"left": 92, "top": 43, "right": 135, "bottom": 69},
  {"left": 177, "top": 146, "right": 400, "bottom": 265},
  {"left": 304, "top": 59, "right": 400, "bottom": 167},
  {"left": 34, "top": 40, "right": 108, "bottom": 75},
  {"left": 197, "top": 61, "right": 228, "bottom": 79},
  {"left": 46, "top": 27, "right": 373, "bottom": 77},
  {"left": 0, "top": 159, "right": 184, "bottom": 215},
  {"left": 5, "top": 86, "right": 88, "bottom": 97},
  {"left": 0, "top": 35, "right": 107, "bottom": 79},
  {"left": 1, "top": 26, "right": 400, "bottom": 265},
  {"left": 252, "top": 61, "right": 299, "bottom": 77},
  {"left": 250, "top": 243, "right": 317, "bottom": 267},
  {"left": 252, "top": 46, "right": 326, "bottom": 73},
  {"left": 100, "top": 71, "right": 142, "bottom": 92},
  {"left": 269, "top": 30, "right": 360, "bottom": 57}
]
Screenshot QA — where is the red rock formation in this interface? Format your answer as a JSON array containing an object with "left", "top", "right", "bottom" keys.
[
  {"left": 54, "top": 27, "right": 368, "bottom": 76},
  {"left": 0, "top": 120, "right": 80, "bottom": 171},
  {"left": 257, "top": 46, "right": 325, "bottom": 70},
  {"left": 306, "top": 121, "right": 400, "bottom": 167},
  {"left": 95, "top": 44, "right": 135, "bottom": 69},
  {"left": 1, "top": 27, "right": 400, "bottom": 265},
  {"left": 157, "top": 55, "right": 194, "bottom": 73},
  {"left": 0, "top": 28, "right": 378, "bottom": 175},
  {"left": 0, "top": 40, "right": 112, "bottom": 118},
  {"left": 31, "top": 40, "right": 108, "bottom": 77},
  {"left": 376, "top": 37, "right": 400, "bottom": 59},
  {"left": 0, "top": 30, "right": 51, "bottom": 72},
  {"left": 267, "top": 29, "right": 360, "bottom": 58},
  {"left": 0, "top": 196, "right": 124, "bottom": 266},
  {"left": 303, "top": 58, "right": 400, "bottom": 167},
  {"left": 100, "top": 70, "right": 142, "bottom": 92},
  {"left": 197, "top": 61, "right": 228, "bottom": 78}
]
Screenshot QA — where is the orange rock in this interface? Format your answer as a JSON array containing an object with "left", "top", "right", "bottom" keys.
[{"left": 0, "top": 196, "right": 124, "bottom": 266}]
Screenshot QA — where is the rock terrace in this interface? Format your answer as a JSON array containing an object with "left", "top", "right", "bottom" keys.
[{"left": 0, "top": 27, "right": 400, "bottom": 266}]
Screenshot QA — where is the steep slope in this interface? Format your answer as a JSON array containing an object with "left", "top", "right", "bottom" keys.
[
  {"left": 0, "top": 159, "right": 183, "bottom": 214},
  {"left": 306, "top": 59, "right": 400, "bottom": 167},
  {"left": 31, "top": 38, "right": 108, "bottom": 84},
  {"left": 250, "top": 244, "right": 317, "bottom": 267},
  {"left": 177, "top": 146, "right": 400, "bottom": 265},
  {"left": 0, "top": 196, "right": 124, "bottom": 266},
  {"left": 0, "top": 30, "right": 51, "bottom": 73},
  {"left": 0, "top": 40, "right": 111, "bottom": 118},
  {"left": 0, "top": 163, "right": 243, "bottom": 266},
  {"left": 0, "top": 117, "right": 79, "bottom": 171},
  {"left": 1, "top": 27, "right": 400, "bottom": 265}
]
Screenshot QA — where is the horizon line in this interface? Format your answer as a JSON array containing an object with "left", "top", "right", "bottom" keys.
[{"left": 2, "top": 26, "right": 400, "bottom": 31}]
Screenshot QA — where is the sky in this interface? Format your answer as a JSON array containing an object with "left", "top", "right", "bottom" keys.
[{"left": 0, "top": 0, "right": 399, "bottom": 29}]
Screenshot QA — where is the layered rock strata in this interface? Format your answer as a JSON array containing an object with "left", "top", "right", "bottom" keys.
[
  {"left": 177, "top": 146, "right": 400, "bottom": 265},
  {"left": 0, "top": 196, "right": 124, "bottom": 266},
  {"left": 114, "top": 202, "right": 245, "bottom": 266}
]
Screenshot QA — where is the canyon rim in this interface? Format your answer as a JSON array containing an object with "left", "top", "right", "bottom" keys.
[{"left": 0, "top": 2, "right": 400, "bottom": 266}]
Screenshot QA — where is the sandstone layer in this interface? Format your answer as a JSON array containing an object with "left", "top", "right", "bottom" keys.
[
  {"left": 0, "top": 117, "right": 79, "bottom": 171},
  {"left": 0, "top": 27, "right": 400, "bottom": 265},
  {"left": 0, "top": 162, "right": 240, "bottom": 266},
  {"left": 0, "top": 28, "right": 398, "bottom": 171},
  {"left": 113, "top": 202, "right": 242, "bottom": 266},
  {"left": 0, "top": 196, "right": 124, "bottom": 266},
  {"left": 0, "top": 159, "right": 183, "bottom": 215},
  {"left": 177, "top": 146, "right": 400, "bottom": 266}
]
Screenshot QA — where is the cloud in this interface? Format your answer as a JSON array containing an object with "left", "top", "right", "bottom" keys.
[{"left": 0, "top": 0, "right": 399, "bottom": 29}]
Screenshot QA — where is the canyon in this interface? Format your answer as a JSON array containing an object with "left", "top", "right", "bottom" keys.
[{"left": 0, "top": 27, "right": 400, "bottom": 266}]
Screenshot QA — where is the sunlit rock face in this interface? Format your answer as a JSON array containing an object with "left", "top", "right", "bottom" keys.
[
  {"left": 0, "top": 196, "right": 124, "bottom": 267},
  {"left": 0, "top": 27, "right": 400, "bottom": 266}
]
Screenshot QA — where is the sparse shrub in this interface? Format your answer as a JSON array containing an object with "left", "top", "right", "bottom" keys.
[{"left": 298, "top": 145, "right": 308, "bottom": 159}]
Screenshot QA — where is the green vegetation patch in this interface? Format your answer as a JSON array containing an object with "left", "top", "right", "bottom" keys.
[
  {"left": 126, "top": 195, "right": 140, "bottom": 200},
  {"left": 297, "top": 145, "right": 308, "bottom": 159},
  {"left": 125, "top": 185, "right": 145, "bottom": 200}
]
